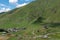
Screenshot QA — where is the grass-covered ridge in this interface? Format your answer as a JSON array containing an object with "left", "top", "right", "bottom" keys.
[{"left": 0, "top": 0, "right": 60, "bottom": 40}]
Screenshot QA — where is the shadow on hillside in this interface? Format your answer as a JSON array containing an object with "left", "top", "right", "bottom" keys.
[
  {"left": 32, "top": 16, "right": 60, "bottom": 27},
  {"left": 43, "top": 22, "right": 60, "bottom": 27},
  {"left": 33, "top": 17, "right": 45, "bottom": 24}
]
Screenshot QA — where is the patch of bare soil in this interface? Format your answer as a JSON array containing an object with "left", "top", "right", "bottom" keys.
[
  {"left": 0, "top": 34, "right": 15, "bottom": 40},
  {"left": 0, "top": 36, "right": 9, "bottom": 40}
]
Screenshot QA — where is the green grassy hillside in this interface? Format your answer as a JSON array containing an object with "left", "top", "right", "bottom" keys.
[{"left": 0, "top": 0, "right": 60, "bottom": 40}]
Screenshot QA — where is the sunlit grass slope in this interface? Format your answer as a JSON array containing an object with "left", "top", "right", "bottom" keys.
[
  {"left": 0, "top": 0, "right": 60, "bottom": 28},
  {"left": 0, "top": 0, "right": 60, "bottom": 40}
]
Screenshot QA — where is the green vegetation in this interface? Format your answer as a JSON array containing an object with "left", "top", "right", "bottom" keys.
[{"left": 0, "top": 0, "right": 60, "bottom": 40}]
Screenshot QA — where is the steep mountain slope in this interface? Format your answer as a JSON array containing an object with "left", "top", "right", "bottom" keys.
[
  {"left": 0, "top": 0, "right": 40, "bottom": 28},
  {"left": 0, "top": 0, "right": 60, "bottom": 28},
  {"left": 0, "top": 0, "right": 60, "bottom": 40}
]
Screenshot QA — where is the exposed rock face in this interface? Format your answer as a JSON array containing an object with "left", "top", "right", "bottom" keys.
[{"left": 7, "top": 27, "right": 26, "bottom": 32}]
